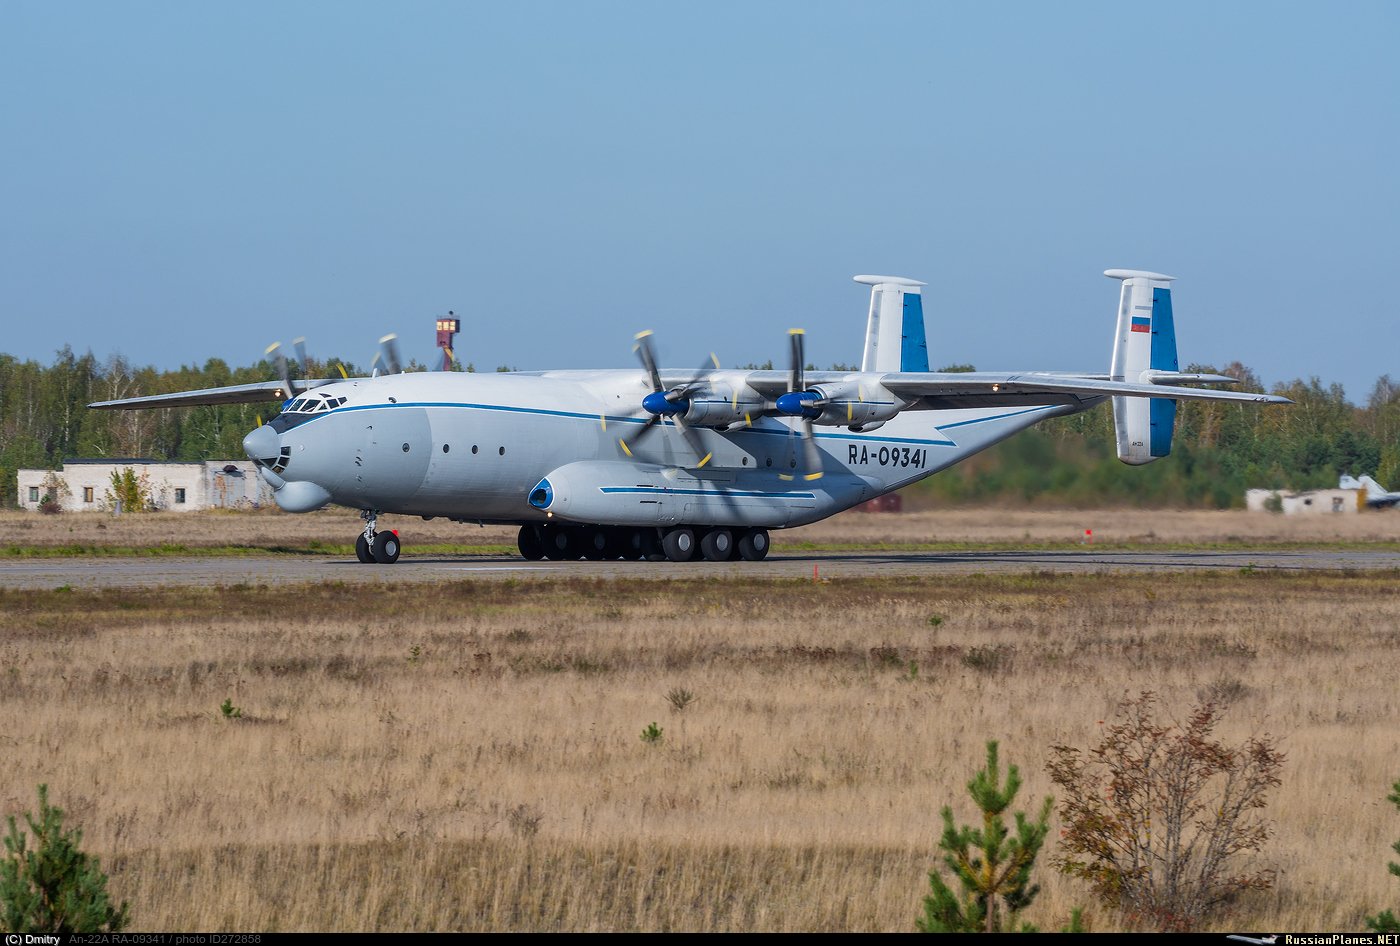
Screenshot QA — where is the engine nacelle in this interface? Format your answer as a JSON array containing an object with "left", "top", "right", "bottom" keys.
[
  {"left": 806, "top": 382, "right": 908, "bottom": 428},
  {"left": 681, "top": 386, "right": 764, "bottom": 428}
]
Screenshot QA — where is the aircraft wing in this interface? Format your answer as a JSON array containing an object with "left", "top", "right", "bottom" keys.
[
  {"left": 739, "top": 370, "right": 1288, "bottom": 405},
  {"left": 88, "top": 379, "right": 337, "bottom": 410}
]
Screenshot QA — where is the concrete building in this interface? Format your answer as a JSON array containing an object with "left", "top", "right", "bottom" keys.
[
  {"left": 17, "top": 459, "right": 273, "bottom": 512},
  {"left": 1245, "top": 487, "right": 1363, "bottom": 515}
]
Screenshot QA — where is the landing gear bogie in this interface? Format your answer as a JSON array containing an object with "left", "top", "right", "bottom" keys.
[
  {"left": 738, "top": 528, "right": 770, "bottom": 561},
  {"left": 541, "top": 523, "right": 575, "bottom": 560},
  {"left": 661, "top": 527, "right": 697, "bottom": 562},
  {"left": 356, "top": 509, "right": 403, "bottom": 565},
  {"left": 371, "top": 531, "right": 401, "bottom": 564},
  {"left": 511, "top": 522, "right": 770, "bottom": 564},
  {"left": 700, "top": 527, "right": 734, "bottom": 562},
  {"left": 518, "top": 525, "right": 545, "bottom": 561}
]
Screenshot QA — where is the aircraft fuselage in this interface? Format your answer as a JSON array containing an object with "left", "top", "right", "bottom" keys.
[{"left": 253, "top": 369, "right": 1082, "bottom": 528}]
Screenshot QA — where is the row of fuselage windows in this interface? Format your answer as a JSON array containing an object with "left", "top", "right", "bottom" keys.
[{"left": 403, "top": 444, "right": 506, "bottom": 456}]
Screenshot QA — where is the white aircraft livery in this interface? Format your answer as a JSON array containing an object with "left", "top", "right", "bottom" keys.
[
  {"left": 90, "top": 269, "right": 1290, "bottom": 564},
  {"left": 1340, "top": 473, "right": 1400, "bottom": 508}
]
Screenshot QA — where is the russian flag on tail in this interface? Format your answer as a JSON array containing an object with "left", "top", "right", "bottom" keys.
[{"left": 1130, "top": 316, "right": 1151, "bottom": 333}]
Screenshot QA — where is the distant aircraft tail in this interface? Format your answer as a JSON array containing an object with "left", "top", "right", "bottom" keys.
[
  {"left": 854, "top": 275, "right": 929, "bottom": 373},
  {"left": 1106, "top": 269, "right": 1178, "bottom": 465},
  {"left": 1341, "top": 473, "right": 1393, "bottom": 501}
]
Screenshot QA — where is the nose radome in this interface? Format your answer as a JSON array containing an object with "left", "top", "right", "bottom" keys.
[{"left": 242, "top": 424, "right": 280, "bottom": 462}]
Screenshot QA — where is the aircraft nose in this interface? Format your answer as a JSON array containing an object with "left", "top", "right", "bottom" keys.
[{"left": 242, "top": 424, "right": 280, "bottom": 463}]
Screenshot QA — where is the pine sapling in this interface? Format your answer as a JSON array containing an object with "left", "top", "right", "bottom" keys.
[
  {"left": 917, "top": 740, "right": 1054, "bottom": 933},
  {"left": 1367, "top": 779, "right": 1400, "bottom": 934},
  {"left": 0, "top": 784, "right": 129, "bottom": 933}
]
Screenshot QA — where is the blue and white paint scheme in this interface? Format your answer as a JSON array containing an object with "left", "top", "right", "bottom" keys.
[{"left": 89, "top": 269, "right": 1290, "bottom": 563}]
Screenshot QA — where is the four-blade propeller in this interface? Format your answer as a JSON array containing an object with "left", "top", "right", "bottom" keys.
[
  {"left": 616, "top": 331, "right": 715, "bottom": 468},
  {"left": 775, "top": 329, "right": 823, "bottom": 481}
]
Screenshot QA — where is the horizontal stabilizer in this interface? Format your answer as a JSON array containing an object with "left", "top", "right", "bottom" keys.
[
  {"left": 1141, "top": 371, "right": 1240, "bottom": 385},
  {"left": 874, "top": 372, "right": 1290, "bottom": 405}
]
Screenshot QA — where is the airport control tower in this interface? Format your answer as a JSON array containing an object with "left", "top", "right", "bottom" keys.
[{"left": 436, "top": 313, "right": 459, "bottom": 371}]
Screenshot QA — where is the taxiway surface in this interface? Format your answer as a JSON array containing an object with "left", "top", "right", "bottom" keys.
[{"left": 2, "top": 548, "right": 1396, "bottom": 589}]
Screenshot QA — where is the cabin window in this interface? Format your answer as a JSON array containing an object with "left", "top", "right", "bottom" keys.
[
  {"left": 442, "top": 444, "right": 450, "bottom": 453},
  {"left": 498, "top": 446, "right": 505, "bottom": 456}
]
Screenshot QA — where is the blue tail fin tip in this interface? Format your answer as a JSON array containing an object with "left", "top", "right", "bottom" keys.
[{"left": 900, "top": 294, "right": 929, "bottom": 372}]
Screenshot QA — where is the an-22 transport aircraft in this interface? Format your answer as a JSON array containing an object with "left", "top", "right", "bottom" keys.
[{"left": 90, "top": 269, "right": 1290, "bottom": 564}]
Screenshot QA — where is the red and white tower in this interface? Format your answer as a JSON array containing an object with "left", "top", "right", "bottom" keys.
[{"left": 436, "top": 313, "right": 460, "bottom": 371}]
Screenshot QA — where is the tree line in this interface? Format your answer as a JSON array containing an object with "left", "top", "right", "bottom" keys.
[
  {"left": 915, "top": 361, "right": 1400, "bottom": 508},
  {"left": 1, "top": 348, "right": 1396, "bottom": 508}
]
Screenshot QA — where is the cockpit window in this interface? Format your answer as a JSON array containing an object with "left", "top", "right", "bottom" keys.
[{"left": 282, "top": 394, "right": 345, "bottom": 416}]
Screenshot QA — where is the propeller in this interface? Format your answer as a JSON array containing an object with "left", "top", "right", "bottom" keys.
[
  {"left": 615, "top": 331, "right": 714, "bottom": 468},
  {"left": 379, "top": 334, "right": 403, "bottom": 375},
  {"left": 293, "top": 337, "right": 312, "bottom": 377},
  {"left": 265, "top": 341, "right": 292, "bottom": 400},
  {"left": 777, "top": 329, "right": 823, "bottom": 481}
]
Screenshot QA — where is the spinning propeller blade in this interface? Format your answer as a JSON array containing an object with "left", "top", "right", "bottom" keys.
[
  {"left": 292, "top": 337, "right": 311, "bottom": 376},
  {"left": 379, "top": 334, "right": 403, "bottom": 375},
  {"left": 634, "top": 330, "right": 664, "bottom": 394},
  {"left": 779, "top": 328, "right": 822, "bottom": 481},
  {"left": 265, "top": 342, "right": 291, "bottom": 399}
]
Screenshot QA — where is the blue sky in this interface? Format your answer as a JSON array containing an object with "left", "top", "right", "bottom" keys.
[{"left": 3, "top": 2, "right": 1395, "bottom": 400}]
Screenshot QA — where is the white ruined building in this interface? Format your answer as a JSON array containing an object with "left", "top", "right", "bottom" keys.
[
  {"left": 1245, "top": 487, "right": 1362, "bottom": 515},
  {"left": 16, "top": 459, "right": 273, "bottom": 512}
]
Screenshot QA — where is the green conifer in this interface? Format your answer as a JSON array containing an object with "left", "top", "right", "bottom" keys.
[
  {"left": 0, "top": 785, "right": 129, "bottom": 933},
  {"left": 1367, "top": 779, "right": 1400, "bottom": 933},
  {"left": 917, "top": 741, "right": 1053, "bottom": 933}
]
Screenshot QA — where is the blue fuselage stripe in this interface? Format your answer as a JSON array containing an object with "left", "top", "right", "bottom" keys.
[
  {"left": 935, "top": 405, "right": 1056, "bottom": 430},
  {"left": 599, "top": 487, "right": 816, "bottom": 498},
  {"left": 284, "top": 400, "right": 960, "bottom": 446}
]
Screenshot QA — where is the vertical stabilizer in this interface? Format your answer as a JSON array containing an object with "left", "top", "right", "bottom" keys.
[
  {"left": 854, "top": 275, "right": 929, "bottom": 372},
  {"left": 1106, "top": 269, "right": 1178, "bottom": 465}
]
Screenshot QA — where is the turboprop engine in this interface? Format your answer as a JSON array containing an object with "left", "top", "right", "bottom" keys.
[{"left": 775, "top": 381, "right": 908, "bottom": 431}]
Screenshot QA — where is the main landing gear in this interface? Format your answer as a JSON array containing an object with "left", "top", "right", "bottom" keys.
[
  {"left": 517, "top": 524, "right": 769, "bottom": 564},
  {"left": 355, "top": 510, "right": 401, "bottom": 564}
]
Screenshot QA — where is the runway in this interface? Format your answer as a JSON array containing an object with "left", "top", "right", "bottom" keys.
[{"left": 2, "top": 548, "right": 1397, "bottom": 589}]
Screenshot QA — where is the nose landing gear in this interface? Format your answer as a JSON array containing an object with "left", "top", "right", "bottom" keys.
[{"left": 356, "top": 510, "right": 401, "bottom": 564}]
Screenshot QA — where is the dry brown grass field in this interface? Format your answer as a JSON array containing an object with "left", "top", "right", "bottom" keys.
[
  {"left": 2, "top": 505, "right": 1397, "bottom": 552},
  {"left": 3, "top": 569, "right": 1399, "bottom": 931}
]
